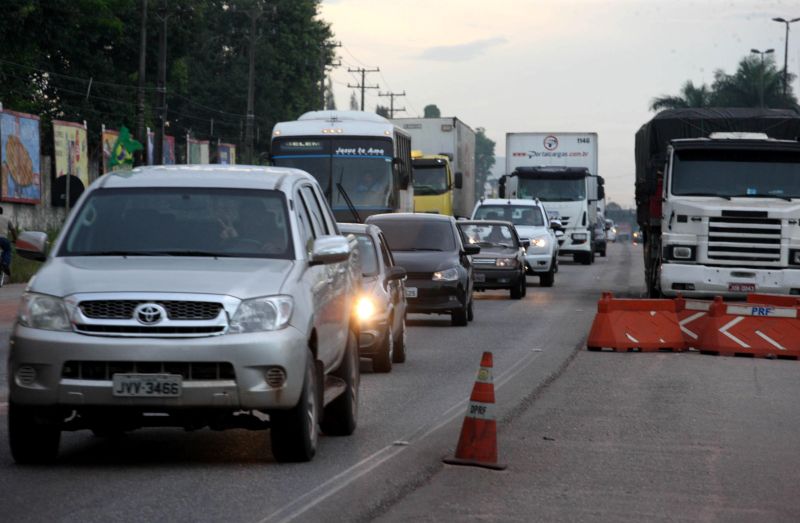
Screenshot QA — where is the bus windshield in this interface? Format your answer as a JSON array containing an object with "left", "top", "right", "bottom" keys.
[
  {"left": 517, "top": 177, "right": 586, "bottom": 201},
  {"left": 413, "top": 165, "right": 448, "bottom": 195}
]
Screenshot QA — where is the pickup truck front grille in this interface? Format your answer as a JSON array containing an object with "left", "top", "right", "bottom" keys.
[
  {"left": 707, "top": 216, "right": 782, "bottom": 265},
  {"left": 80, "top": 300, "right": 222, "bottom": 320},
  {"left": 62, "top": 361, "right": 235, "bottom": 381}
]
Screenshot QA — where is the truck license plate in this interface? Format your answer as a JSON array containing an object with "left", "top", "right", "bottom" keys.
[
  {"left": 728, "top": 283, "right": 756, "bottom": 293},
  {"left": 112, "top": 374, "right": 182, "bottom": 397},
  {"left": 405, "top": 287, "right": 418, "bottom": 299}
]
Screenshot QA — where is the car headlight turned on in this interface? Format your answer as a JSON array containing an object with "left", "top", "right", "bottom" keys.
[
  {"left": 432, "top": 267, "right": 459, "bottom": 281},
  {"left": 495, "top": 257, "right": 517, "bottom": 268},
  {"left": 531, "top": 236, "right": 548, "bottom": 248},
  {"left": 229, "top": 295, "right": 293, "bottom": 333},
  {"left": 18, "top": 293, "right": 72, "bottom": 331},
  {"left": 354, "top": 295, "right": 377, "bottom": 322}
]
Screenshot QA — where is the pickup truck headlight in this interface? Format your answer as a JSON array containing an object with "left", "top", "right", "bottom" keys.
[
  {"left": 495, "top": 257, "right": 517, "bottom": 268},
  {"left": 432, "top": 267, "right": 459, "bottom": 281},
  {"left": 229, "top": 295, "right": 293, "bottom": 333},
  {"left": 530, "top": 236, "right": 549, "bottom": 249},
  {"left": 18, "top": 293, "right": 72, "bottom": 331}
]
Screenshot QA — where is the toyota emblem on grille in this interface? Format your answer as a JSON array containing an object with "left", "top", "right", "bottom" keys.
[{"left": 134, "top": 303, "right": 166, "bottom": 325}]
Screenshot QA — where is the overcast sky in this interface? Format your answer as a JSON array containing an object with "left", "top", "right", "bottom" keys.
[{"left": 319, "top": 0, "right": 797, "bottom": 206}]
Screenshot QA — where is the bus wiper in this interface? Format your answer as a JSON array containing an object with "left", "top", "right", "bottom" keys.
[{"left": 336, "top": 181, "right": 362, "bottom": 223}]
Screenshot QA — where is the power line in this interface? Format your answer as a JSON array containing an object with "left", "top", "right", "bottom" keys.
[
  {"left": 347, "top": 67, "right": 380, "bottom": 111},
  {"left": 378, "top": 91, "right": 405, "bottom": 118}
]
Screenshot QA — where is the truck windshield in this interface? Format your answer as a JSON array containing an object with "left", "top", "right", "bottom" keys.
[
  {"left": 272, "top": 136, "right": 395, "bottom": 210},
  {"left": 672, "top": 149, "right": 800, "bottom": 199},
  {"left": 372, "top": 220, "right": 456, "bottom": 251},
  {"left": 413, "top": 166, "right": 448, "bottom": 195},
  {"left": 517, "top": 177, "right": 586, "bottom": 201},
  {"left": 59, "top": 188, "right": 294, "bottom": 259},
  {"left": 473, "top": 205, "right": 545, "bottom": 226}
]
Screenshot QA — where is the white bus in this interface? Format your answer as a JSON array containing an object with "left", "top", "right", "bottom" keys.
[{"left": 271, "top": 111, "right": 413, "bottom": 222}]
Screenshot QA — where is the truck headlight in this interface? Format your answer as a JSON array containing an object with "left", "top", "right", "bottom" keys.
[
  {"left": 495, "top": 257, "right": 517, "bottom": 268},
  {"left": 18, "top": 293, "right": 72, "bottom": 331},
  {"left": 229, "top": 296, "right": 293, "bottom": 333},
  {"left": 668, "top": 245, "right": 696, "bottom": 261},
  {"left": 432, "top": 267, "right": 459, "bottom": 281},
  {"left": 791, "top": 249, "right": 800, "bottom": 265}
]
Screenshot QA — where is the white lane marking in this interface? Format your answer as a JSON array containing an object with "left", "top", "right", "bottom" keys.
[
  {"left": 720, "top": 316, "right": 750, "bottom": 348},
  {"left": 625, "top": 333, "right": 639, "bottom": 343},
  {"left": 755, "top": 330, "right": 787, "bottom": 351},
  {"left": 257, "top": 350, "right": 543, "bottom": 523},
  {"left": 679, "top": 312, "right": 706, "bottom": 340}
]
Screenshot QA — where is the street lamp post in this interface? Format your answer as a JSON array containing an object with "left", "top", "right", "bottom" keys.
[
  {"left": 751, "top": 48, "right": 775, "bottom": 108},
  {"left": 772, "top": 17, "right": 800, "bottom": 98}
]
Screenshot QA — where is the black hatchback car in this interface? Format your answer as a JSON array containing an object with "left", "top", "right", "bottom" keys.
[
  {"left": 457, "top": 220, "right": 529, "bottom": 299},
  {"left": 365, "top": 213, "right": 479, "bottom": 326}
]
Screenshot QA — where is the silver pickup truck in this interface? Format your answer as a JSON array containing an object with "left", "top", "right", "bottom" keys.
[{"left": 8, "top": 165, "right": 361, "bottom": 463}]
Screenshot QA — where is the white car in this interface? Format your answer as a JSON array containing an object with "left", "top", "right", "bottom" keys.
[{"left": 471, "top": 198, "right": 559, "bottom": 287}]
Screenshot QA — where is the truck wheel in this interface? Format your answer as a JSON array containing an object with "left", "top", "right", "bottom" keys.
[
  {"left": 8, "top": 403, "right": 61, "bottom": 464},
  {"left": 539, "top": 269, "right": 555, "bottom": 287},
  {"left": 372, "top": 325, "right": 393, "bottom": 373},
  {"left": 392, "top": 316, "right": 407, "bottom": 363},
  {"left": 321, "top": 329, "right": 359, "bottom": 436},
  {"left": 451, "top": 304, "right": 468, "bottom": 326},
  {"left": 270, "top": 355, "right": 319, "bottom": 462}
]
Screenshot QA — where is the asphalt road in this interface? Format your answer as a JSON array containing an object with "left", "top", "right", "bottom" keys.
[{"left": 1, "top": 242, "right": 798, "bottom": 522}]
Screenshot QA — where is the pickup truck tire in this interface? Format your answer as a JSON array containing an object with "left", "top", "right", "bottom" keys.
[
  {"left": 270, "top": 355, "right": 319, "bottom": 462},
  {"left": 539, "top": 269, "right": 555, "bottom": 287},
  {"left": 392, "top": 316, "right": 407, "bottom": 363},
  {"left": 467, "top": 298, "right": 475, "bottom": 321},
  {"left": 8, "top": 403, "right": 61, "bottom": 464},
  {"left": 321, "top": 329, "right": 359, "bottom": 436},
  {"left": 510, "top": 275, "right": 524, "bottom": 299},
  {"left": 372, "top": 325, "right": 393, "bottom": 373}
]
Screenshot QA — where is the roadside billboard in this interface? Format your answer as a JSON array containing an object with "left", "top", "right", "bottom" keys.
[
  {"left": 217, "top": 142, "right": 236, "bottom": 164},
  {"left": 101, "top": 128, "right": 120, "bottom": 174},
  {"left": 187, "top": 137, "right": 209, "bottom": 164},
  {"left": 53, "top": 120, "right": 89, "bottom": 188},
  {"left": 1, "top": 109, "right": 41, "bottom": 204}
]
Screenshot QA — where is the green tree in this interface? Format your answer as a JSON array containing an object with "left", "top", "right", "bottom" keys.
[
  {"left": 423, "top": 104, "right": 441, "bottom": 118},
  {"left": 711, "top": 54, "right": 795, "bottom": 109},
  {"left": 650, "top": 81, "right": 712, "bottom": 111},
  {"left": 474, "top": 127, "right": 495, "bottom": 198}
]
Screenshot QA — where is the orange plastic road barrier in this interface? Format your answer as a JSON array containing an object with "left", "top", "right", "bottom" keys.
[
  {"left": 673, "top": 297, "right": 712, "bottom": 349},
  {"left": 697, "top": 297, "right": 800, "bottom": 359},
  {"left": 746, "top": 294, "right": 800, "bottom": 308},
  {"left": 443, "top": 352, "right": 506, "bottom": 470},
  {"left": 586, "top": 292, "right": 685, "bottom": 352}
]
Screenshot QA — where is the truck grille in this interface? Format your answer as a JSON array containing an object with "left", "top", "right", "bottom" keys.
[
  {"left": 707, "top": 216, "right": 781, "bottom": 265},
  {"left": 80, "top": 300, "right": 222, "bottom": 320}
]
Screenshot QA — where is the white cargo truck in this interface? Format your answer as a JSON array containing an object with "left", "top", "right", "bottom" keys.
[
  {"left": 391, "top": 117, "right": 476, "bottom": 217},
  {"left": 501, "top": 132, "right": 604, "bottom": 264}
]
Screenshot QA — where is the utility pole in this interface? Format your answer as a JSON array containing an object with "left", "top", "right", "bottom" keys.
[
  {"left": 154, "top": 0, "right": 168, "bottom": 166},
  {"left": 751, "top": 48, "right": 775, "bottom": 108},
  {"left": 135, "top": 0, "right": 148, "bottom": 166},
  {"left": 347, "top": 67, "right": 380, "bottom": 111},
  {"left": 378, "top": 91, "right": 406, "bottom": 118},
  {"left": 244, "top": 6, "right": 262, "bottom": 165}
]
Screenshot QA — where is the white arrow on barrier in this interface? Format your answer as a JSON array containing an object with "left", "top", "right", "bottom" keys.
[
  {"left": 679, "top": 312, "right": 706, "bottom": 340},
  {"left": 719, "top": 316, "right": 750, "bottom": 348},
  {"left": 755, "top": 330, "right": 787, "bottom": 351}
]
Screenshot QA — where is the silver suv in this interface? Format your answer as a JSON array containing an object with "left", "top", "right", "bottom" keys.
[{"left": 8, "top": 165, "right": 361, "bottom": 463}]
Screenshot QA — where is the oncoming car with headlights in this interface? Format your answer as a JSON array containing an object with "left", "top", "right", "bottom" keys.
[
  {"left": 8, "top": 165, "right": 362, "bottom": 464},
  {"left": 471, "top": 198, "right": 559, "bottom": 287},
  {"left": 339, "top": 223, "right": 408, "bottom": 373},
  {"left": 457, "top": 221, "right": 529, "bottom": 299},
  {"left": 366, "top": 213, "right": 479, "bottom": 326}
]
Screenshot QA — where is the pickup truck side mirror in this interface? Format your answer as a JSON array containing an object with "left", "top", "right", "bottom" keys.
[
  {"left": 309, "top": 235, "right": 351, "bottom": 265},
  {"left": 463, "top": 244, "right": 480, "bottom": 256},
  {"left": 16, "top": 231, "right": 49, "bottom": 262},
  {"left": 454, "top": 172, "right": 463, "bottom": 190}
]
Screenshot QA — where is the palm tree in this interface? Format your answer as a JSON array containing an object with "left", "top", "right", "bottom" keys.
[
  {"left": 650, "top": 81, "right": 712, "bottom": 111},
  {"left": 711, "top": 55, "right": 795, "bottom": 108}
]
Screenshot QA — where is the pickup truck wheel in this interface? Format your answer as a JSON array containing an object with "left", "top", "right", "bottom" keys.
[
  {"left": 8, "top": 403, "right": 61, "bottom": 464},
  {"left": 467, "top": 298, "right": 475, "bottom": 321},
  {"left": 321, "top": 329, "right": 359, "bottom": 436},
  {"left": 510, "top": 276, "right": 524, "bottom": 299},
  {"left": 270, "top": 355, "right": 319, "bottom": 462},
  {"left": 372, "top": 325, "right": 393, "bottom": 373},
  {"left": 392, "top": 316, "right": 407, "bottom": 363},
  {"left": 539, "top": 268, "right": 555, "bottom": 287}
]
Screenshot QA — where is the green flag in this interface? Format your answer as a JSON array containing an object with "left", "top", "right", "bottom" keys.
[{"left": 110, "top": 126, "right": 143, "bottom": 169}]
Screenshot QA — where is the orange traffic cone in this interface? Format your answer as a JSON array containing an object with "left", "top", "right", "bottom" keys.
[{"left": 443, "top": 352, "right": 506, "bottom": 470}]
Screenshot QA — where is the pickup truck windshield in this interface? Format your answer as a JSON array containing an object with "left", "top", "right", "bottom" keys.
[
  {"left": 672, "top": 149, "right": 800, "bottom": 199},
  {"left": 517, "top": 177, "right": 586, "bottom": 201},
  {"left": 413, "top": 166, "right": 448, "bottom": 195},
  {"left": 60, "top": 187, "right": 294, "bottom": 259}
]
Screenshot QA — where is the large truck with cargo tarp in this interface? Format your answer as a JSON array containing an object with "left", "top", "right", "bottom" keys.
[
  {"left": 391, "top": 117, "right": 476, "bottom": 217},
  {"left": 500, "top": 132, "right": 604, "bottom": 264},
  {"left": 635, "top": 108, "right": 800, "bottom": 298}
]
